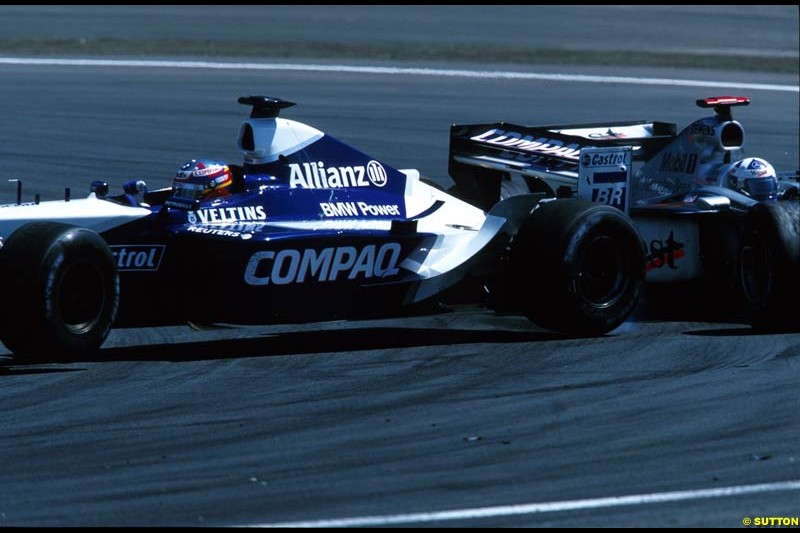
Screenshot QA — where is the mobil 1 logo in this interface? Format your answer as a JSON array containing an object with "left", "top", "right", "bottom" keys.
[{"left": 578, "top": 146, "right": 632, "bottom": 213}]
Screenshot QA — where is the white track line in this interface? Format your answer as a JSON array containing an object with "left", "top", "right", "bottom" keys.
[
  {"left": 0, "top": 57, "right": 796, "bottom": 92},
  {"left": 243, "top": 479, "right": 800, "bottom": 527}
]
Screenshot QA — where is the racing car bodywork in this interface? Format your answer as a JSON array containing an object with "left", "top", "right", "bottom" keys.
[
  {"left": 0, "top": 96, "right": 646, "bottom": 359},
  {"left": 1, "top": 95, "right": 795, "bottom": 360},
  {"left": 449, "top": 96, "right": 799, "bottom": 330}
]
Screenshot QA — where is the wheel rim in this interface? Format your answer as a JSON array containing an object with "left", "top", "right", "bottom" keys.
[
  {"left": 58, "top": 259, "right": 106, "bottom": 334},
  {"left": 576, "top": 235, "right": 627, "bottom": 309},
  {"left": 740, "top": 229, "right": 770, "bottom": 305}
]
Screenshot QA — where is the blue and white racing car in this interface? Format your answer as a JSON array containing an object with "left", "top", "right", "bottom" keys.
[
  {"left": 1, "top": 95, "right": 794, "bottom": 360},
  {"left": 0, "top": 96, "right": 644, "bottom": 357}
]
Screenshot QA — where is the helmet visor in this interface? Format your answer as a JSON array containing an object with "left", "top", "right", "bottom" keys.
[
  {"left": 173, "top": 181, "right": 207, "bottom": 200},
  {"left": 744, "top": 178, "right": 777, "bottom": 201}
]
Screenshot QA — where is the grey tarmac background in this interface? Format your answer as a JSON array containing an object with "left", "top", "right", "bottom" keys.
[{"left": 0, "top": 5, "right": 797, "bottom": 527}]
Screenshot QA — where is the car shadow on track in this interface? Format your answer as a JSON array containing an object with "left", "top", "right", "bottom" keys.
[
  {"left": 0, "top": 365, "right": 83, "bottom": 376},
  {"left": 96, "top": 326, "right": 576, "bottom": 363},
  {"left": 2, "top": 326, "right": 584, "bottom": 367},
  {"left": 632, "top": 281, "right": 748, "bottom": 325},
  {"left": 633, "top": 283, "right": 799, "bottom": 336}
]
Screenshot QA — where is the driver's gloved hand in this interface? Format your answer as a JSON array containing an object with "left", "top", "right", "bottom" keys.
[
  {"left": 123, "top": 179, "right": 148, "bottom": 195},
  {"left": 123, "top": 179, "right": 148, "bottom": 206}
]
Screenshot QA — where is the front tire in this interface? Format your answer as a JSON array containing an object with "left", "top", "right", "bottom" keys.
[
  {"left": 0, "top": 222, "right": 119, "bottom": 359},
  {"left": 511, "top": 199, "right": 645, "bottom": 336},
  {"left": 737, "top": 200, "right": 799, "bottom": 331}
]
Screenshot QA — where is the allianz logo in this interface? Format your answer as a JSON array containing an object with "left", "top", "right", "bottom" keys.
[{"left": 289, "top": 160, "right": 388, "bottom": 189}]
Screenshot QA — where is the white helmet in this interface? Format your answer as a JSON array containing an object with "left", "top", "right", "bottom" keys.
[{"left": 725, "top": 157, "right": 778, "bottom": 201}]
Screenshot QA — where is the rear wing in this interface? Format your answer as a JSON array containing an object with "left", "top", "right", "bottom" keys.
[{"left": 448, "top": 120, "right": 676, "bottom": 210}]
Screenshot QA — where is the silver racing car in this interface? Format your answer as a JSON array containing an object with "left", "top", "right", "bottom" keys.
[{"left": 448, "top": 95, "right": 798, "bottom": 332}]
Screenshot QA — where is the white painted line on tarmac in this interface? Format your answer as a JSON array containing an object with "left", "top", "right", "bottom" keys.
[
  {"left": 0, "top": 57, "right": 796, "bottom": 92},
  {"left": 242, "top": 479, "right": 800, "bottom": 527}
]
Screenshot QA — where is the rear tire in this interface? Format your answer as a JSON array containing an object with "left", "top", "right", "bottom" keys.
[
  {"left": 737, "top": 200, "right": 799, "bottom": 331},
  {"left": 511, "top": 199, "right": 645, "bottom": 336},
  {"left": 0, "top": 222, "right": 118, "bottom": 359}
]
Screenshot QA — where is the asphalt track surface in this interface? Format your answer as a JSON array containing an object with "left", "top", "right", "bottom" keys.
[
  {"left": 0, "top": 5, "right": 797, "bottom": 60},
  {"left": 0, "top": 6, "right": 798, "bottom": 528}
]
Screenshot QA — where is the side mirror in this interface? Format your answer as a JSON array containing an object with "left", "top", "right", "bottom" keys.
[{"left": 90, "top": 180, "right": 109, "bottom": 198}]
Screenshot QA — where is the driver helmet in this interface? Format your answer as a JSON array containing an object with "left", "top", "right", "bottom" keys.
[
  {"left": 173, "top": 159, "right": 233, "bottom": 200},
  {"left": 725, "top": 157, "right": 778, "bottom": 201}
]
